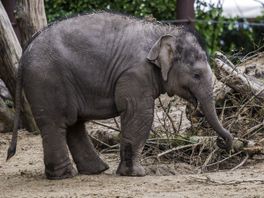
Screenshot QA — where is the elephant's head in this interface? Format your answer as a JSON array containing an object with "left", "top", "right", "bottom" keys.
[{"left": 147, "top": 29, "right": 233, "bottom": 150}]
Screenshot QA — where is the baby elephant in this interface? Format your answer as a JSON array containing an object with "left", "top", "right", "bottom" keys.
[{"left": 7, "top": 12, "right": 233, "bottom": 179}]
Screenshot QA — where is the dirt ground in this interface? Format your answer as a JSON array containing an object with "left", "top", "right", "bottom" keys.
[{"left": 0, "top": 131, "right": 264, "bottom": 198}]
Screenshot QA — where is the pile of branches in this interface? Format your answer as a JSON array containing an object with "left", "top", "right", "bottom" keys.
[{"left": 88, "top": 51, "right": 264, "bottom": 172}]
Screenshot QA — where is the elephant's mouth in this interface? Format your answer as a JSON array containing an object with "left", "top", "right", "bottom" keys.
[{"left": 187, "top": 89, "right": 198, "bottom": 109}]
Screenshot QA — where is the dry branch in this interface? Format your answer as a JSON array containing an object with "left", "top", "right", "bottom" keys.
[
  {"left": 214, "top": 51, "right": 264, "bottom": 101},
  {"left": 157, "top": 143, "right": 201, "bottom": 159},
  {"left": 230, "top": 153, "right": 249, "bottom": 171}
]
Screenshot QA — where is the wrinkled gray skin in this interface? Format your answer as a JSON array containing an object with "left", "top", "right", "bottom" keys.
[{"left": 8, "top": 12, "right": 233, "bottom": 179}]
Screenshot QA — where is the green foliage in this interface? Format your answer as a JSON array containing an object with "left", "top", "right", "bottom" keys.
[
  {"left": 44, "top": 0, "right": 176, "bottom": 22},
  {"left": 195, "top": 0, "right": 224, "bottom": 55},
  {"left": 195, "top": 0, "right": 264, "bottom": 56},
  {"left": 44, "top": 0, "right": 264, "bottom": 55}
]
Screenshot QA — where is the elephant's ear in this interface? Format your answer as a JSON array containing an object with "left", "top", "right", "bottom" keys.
[{"left": 147, "top": 35, "right": 174, "bottom": 81}]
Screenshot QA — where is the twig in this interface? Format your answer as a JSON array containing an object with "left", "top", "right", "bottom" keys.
[
  {"left": 154, "top": 109, "right": 168, "bottom": 132},
  {"left": 158, "top": 97, "right": 177, "bottom": 133},
  {"left": 100, "top": 144, "right": 120, "bottom": 153},
  {"left": 91, "top": 121, "right": 120, "bottom": 132},
  {"left": 89, "top": 134, "right": 112, "bottom": 148},
  {"left": 177, "top": 110, "right": 183, "bottom": 133},
  {"left": 201, "top": 147, "right": 219, "bottom": 171},
  {"left": 157, "top": 143, "right": 201, "bottom": 159},
  {"left": 113, "top": 118, "right": 120, "bottom": 129},
  {"left": 205, "top": 151, "right": 242, "bottom": 168},
  {"left": 228, "top": 91, "right": 264, "bottom": 130},
  {"left": 241, "top": 45, "right": 264, "bottom": 62},
  {"left": 242, "top": 120, "right": 264, "bottom": 138},
  {"left": 248, "top": 127, "right": 264, "bottom": 139},
  {"left": 220, "top": 100, "right": 227, "bottom": 123},
  {"left": 147, "top": 136, "right": 193, "bottom": 144},
  {"left": 190, "top": 175, "right": 264, "bottom": 185},
  {"left": 231, "top": 153, "right": 249, "bottom": 171}
]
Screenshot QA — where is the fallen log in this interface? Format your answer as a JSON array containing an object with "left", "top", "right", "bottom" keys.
[{"left": 214, "top": 51, "right": 264, "bottom": 101}]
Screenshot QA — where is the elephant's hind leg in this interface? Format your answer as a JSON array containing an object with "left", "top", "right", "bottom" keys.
[
  {"left": 40, "top": 124, "right": 77, "bottom": 180},
  {"left": 67, "top": 122, "right": 109, "bottom": 175}
]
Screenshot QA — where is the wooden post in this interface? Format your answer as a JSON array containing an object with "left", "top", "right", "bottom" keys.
[
  {"left": 16, "top": 0, "right": 47, "bottom": 48},
  {"left": 176, "top": 0, "right": 195, "bottom": 28},
  {"left": 0, "top": 1, "right": 38, "bottom": 132}
]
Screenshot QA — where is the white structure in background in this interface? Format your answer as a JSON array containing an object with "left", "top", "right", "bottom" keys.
[{"left": 196, "top": 0, "right": 264, "bottom": 18}]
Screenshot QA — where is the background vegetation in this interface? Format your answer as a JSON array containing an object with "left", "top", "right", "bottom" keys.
[{"left": 44, "top": 0, "right": 264, "bottom": 56}]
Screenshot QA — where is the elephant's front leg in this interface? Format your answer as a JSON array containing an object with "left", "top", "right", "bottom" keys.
[{"left": 116, "top": 97, "right": 154, "bottom": 176}]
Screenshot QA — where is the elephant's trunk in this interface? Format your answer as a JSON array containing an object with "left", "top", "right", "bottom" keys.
[{"left": 196, "top": 89, "right": 233, "bottom": 150}]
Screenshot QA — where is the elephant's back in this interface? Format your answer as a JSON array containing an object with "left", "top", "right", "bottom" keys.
[{"left": 20, "top": 12, "right": 168, "bottom": 98}]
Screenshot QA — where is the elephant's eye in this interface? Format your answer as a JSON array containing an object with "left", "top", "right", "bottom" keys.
[{"left": 193, "top": 74, "right": 200, "bottom": 80}]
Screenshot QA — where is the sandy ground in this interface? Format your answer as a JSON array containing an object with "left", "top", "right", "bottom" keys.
[{"left": 0, "top": 131, "right": 264, "bottom": 198}]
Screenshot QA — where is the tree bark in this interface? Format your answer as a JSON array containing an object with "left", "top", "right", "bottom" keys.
[
  {"left": 0, "top": 1, "right": 21, "bottom": 100},
  {"left": 0, "top": 1, "right": 38, "bottom": 132},
  {"left": 16, "top": 0, "right": 47, "bottom": 48},
  {"left": 1, "top": 0, "right": 21, "bottom": 43}
]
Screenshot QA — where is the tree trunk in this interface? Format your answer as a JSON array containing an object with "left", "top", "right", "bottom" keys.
[
  {"left": 0, "top": 2, "right": 21, "bottom": 97},
  {"left": 0, "top": 1, "right": 38, "bottom": 132},
  {"left": 1, "top": 0, "right": 21, "bottom": 43},
  {"left": 16, "top": 0, "right": 47, "bottom": 48}
]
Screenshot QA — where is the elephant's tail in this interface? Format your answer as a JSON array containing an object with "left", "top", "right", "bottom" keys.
[{"left": 6, "top": 62, "right": 23, "bottom": 161}]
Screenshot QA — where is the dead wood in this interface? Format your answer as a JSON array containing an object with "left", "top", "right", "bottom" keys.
[{"left": 214, "top": 51, "right": 264, "bottom": 101}]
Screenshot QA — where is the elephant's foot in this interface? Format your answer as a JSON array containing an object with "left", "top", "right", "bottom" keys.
[
  {"left": 78, "top": 158, "right": 109, "bottom": 175},
  {"left": 45, "top": 163, "right": 77, "bottom": 180},
  {"left": 116, "top": 161, "right": 146, "bottom": 176}
]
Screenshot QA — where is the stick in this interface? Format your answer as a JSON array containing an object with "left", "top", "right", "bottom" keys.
[
  {"left": 201, "top": 147, "right": 219, "bottom": 171},
  {"left": 242, "top": 121, "right": 264, "bottom": 138},
  {"left": 177, "top": 110, "right": 183, "bottom": 133},
  {"left": 113, "top": 118, "right": 120, "bottom": 129},
  {"left": 91, "top": 121, "right": 121, "bottom": 132},
  {"left": 158, "top": 97, "right": 178, "bottom": 134},
  {"left": 89, "top": 135, "right": 112, "bottom": 148},
  {"left": 231, "top": 153, "right": 249, "bottom": 171},
  {"left": 205, "top": 151, "right": 242, "bottom": 168},
  {"left": 157, "top": 143, "right": 201, "bottom": 158}
]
